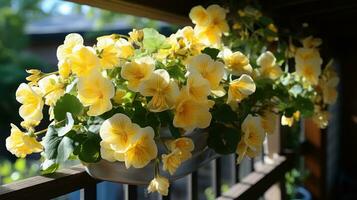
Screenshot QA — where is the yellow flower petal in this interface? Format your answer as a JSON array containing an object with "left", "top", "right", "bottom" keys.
[
  {"left": 96, "top": 36, "right": 121, "bottom": 69},
  {"left": 227, "top": 74, "right": 256, "bottom": 104},
  {"left": 139, "top": 69, "right": 179, "bottom": 112},
  {"left": 185, "top": 71, "right": 210, "bottom": 101},
  {"left": 187, "top": 54, "right": 224, "bottom": 90},
  {"left": 148, "top": 175, "right": 170, "bottom": 196},
  {"left": 189, "top": 5, "right": 210, "bottom": 26},
  {"left": 261, "top": 111, "right": 278, "bottom": 135},
  {"left": 16, "top": 83, "right": 44, "bottom": 127},
  {"left": 38, "top": 75, "right": 64, "bottom": 106},
  {"left": 241, "top": 114, "right": 265, "bottom": 151},
  {"left": 6, "top": 124, "right": 43, "bottom": 158},
  {"left": 68, "top": 45, "right": 100, "bottom": 77},
  {"left": 168, "top": 137, "right": 194, "bottom": 161},
  {"left": 100, "top": 113, "right": 140, "bottom": 152},
  {"left": 56, "top": 33, "right": 84, "bottom": 61},
  {"left": 222, "top": 49, "right": 252, "bottom": 76},
  {"left": 162, "top": 149, "right": 182, "bottom": 175},
  {"left": 100, "top": 141, "right": 125, "bottom": 162},
  {"left": 295, "top": 48, "right": 322, "bottom": 85},
  {"left": 124, "top": 127, "right": 157, "bottom": 168},
  {"left": 77, "top": 71, "right": 114, "bottom": 116},
  {"left": 257, "top": 51, "right": 282, "bottom": 80},
  {"left": 173, "top": 90, "right": 213, "bottom": 131},
  {"left": 121, "top": 56, "right": 155, "bottom": 92}
]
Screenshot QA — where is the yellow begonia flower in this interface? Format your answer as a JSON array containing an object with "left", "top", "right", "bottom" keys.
[
  {"left": 221, "top": 48, "right": 252, "bottom": 76},
  {"left": 38, "top": 75, "right": 64, "bottom": 106},
  {"left": 257, "top": 51, "right": 283, "bottom": 80},
  {"left": 192, "top": 5, "right": 229, "bottom": 46},
  {"left": 56, "top": 33, "right": 84, "bottom": 61},
  {"left": 124, "top": 126, "right": 157, "bottom": 168},
  {"left": 100, "top": 113, "right": 140, "bottom": 152},
  {"left": 295, "top": 48, "right": 322, "bottom": 85},
  {"left": 281, "top": 111, "right": 300, "bottom": 127},
  {"left": 162, "top": 149, "right": 182, "bottom": 175},
  {"left": 187, "top": 54, "right": 225, "bottom": 90},
  {"left": 96, "top": 36, "right": 121, "bottom": 69},
  {"left": 177, "top": 26, "right": 204, "bottom": 54},
  {"left": 173, "top": 90, "right": 213, "bottom": 131},
  {"left": 16, "top": 83, "right": 44, "bottom": 127},
  {"left": 236, "top": 138, "right": 261, "bottom": 164},
  {"left": 189, "top": 5, "right": 210, "bottom": 26},
  {"left": 77, "top": 71, "right": 114, "bottom": 116},
  {"left": 236, "top": 114, "right": 265, "bottom": 163},
  {"left": 227, "top": 74, "right": 256, "bottom": 104},
  {"left": 6, "top": 124, "right": 43, "bottom": 158},
  {"left": 302, "top": 36, "right": 322, "bottom": 48},
  {"left": 100, "top": 141, "right": 124, "bottom": 162},
  {"left": 121, "top": 56, "right": 155, "bottom": 92},
  {"left": 129, "top": 29, "right": 143, "bottom": 43},
  {"left": 242, "top": 114, "right": 265, "bottom": 150},
  {"left": 185, "top": 71, "right": 210, "bottom": 101},
  {"left": 148, "top": 175, "right": 170, "bottom": 196},
  {"left": 261, "top": 111, "right": 278, "bottom": 135},
  {"left": 68, "top": 45, "right": 100, "bottom": 77},
  {"left": 320, "top": 60, "right": 339, "bottom": 104},
  {"left": 139, "top": 69, "right": 179, "bottom": 112},
  {"left": 168, "top": 137, "right": 194, "bottom": 161},
  {"left": 100, "top": 114, "right": 157, "bottom": 168}
]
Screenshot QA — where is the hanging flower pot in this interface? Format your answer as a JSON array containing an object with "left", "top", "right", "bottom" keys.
[{"left": 5, "top": 2, "right": 338, "bottom": 197}]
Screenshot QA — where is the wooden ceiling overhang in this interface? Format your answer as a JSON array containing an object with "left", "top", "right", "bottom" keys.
[{"left": 67, "top": 0, "right": 357, "bottom": 37}]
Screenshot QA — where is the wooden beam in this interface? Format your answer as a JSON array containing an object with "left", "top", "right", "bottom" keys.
[
  {"left": 0, "top": 165, "right": 99, "bottom": 200},
  {"left": 67, "top": 0, "right": 192, "bottom": 26}
]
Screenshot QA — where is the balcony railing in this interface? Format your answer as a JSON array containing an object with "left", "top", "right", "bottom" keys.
[{"left": 0, "top": 152, "right": 293, "bottom": 200}]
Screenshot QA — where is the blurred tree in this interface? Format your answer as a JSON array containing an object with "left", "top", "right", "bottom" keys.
[{"left": 0, "top": 0, "right": 44, "bottom": 132}]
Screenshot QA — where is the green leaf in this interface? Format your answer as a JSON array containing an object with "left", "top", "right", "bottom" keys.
[
  {"left": 294, "top": 96, "right": 314, "bottom": 117},
  {"left": 202, "top": 47, "right": 220, "bottom": 60},
  {"left": 57, "top": 112, "right": 74, "bottom": 137},
  {"left": 208, "top": 123, "right": 240, "bottom": 154},
  {"left": 43, "top": 125, "right": 74, "bottom": 164},
  {"left": 142, "top": 28, "right": 167, "bottom": 53},
  {"left": 41, "top": 159, "right": 59, "bottom": 174},
  {"left": 53, "top": 94, "right": 83, "bottom": 121},
  {"left": 212, "top": 104, "right": 238, "bottom": 123},
  {"left": 78, "top": 133, "right": 101, "bottom": 163},
  {"left": 86, "top": 116, "right": 105, "bottom": 133},
  {"left": 43, "top": 126, "right": 62, "bottom": 160},
  {"left": 289, "top": 84, "right": 302, "bottom": 97},
  {"left": 56, "top": 136, "right": 74, "bottom": 162}
]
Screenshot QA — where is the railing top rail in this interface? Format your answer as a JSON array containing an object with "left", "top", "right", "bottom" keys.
[{"left": 0, "top": 165, "right": 98, "bottom": 200}]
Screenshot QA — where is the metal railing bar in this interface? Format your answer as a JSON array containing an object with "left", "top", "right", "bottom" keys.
[
  {"left": 83, "top": 183, "right": 97, "bottom": 200},
  {"left": 211, "top": 158, "right": 222, "bottom": 197},
  {"left": 187, "top": 171, "right": 198, "bottom": 200},
  {"left": 0, "top": 165, "right": 99, "bottom": 200},
  {"left": 124, "top": 184, "right": 137, "bottom": 200},
  {"left": 230, "top": 155, "right": 239, "bottom": 184}
]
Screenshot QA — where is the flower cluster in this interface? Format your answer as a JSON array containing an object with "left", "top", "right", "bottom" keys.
[{"left": 6, "top": 4, "right": 338, "bottom": 196}]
